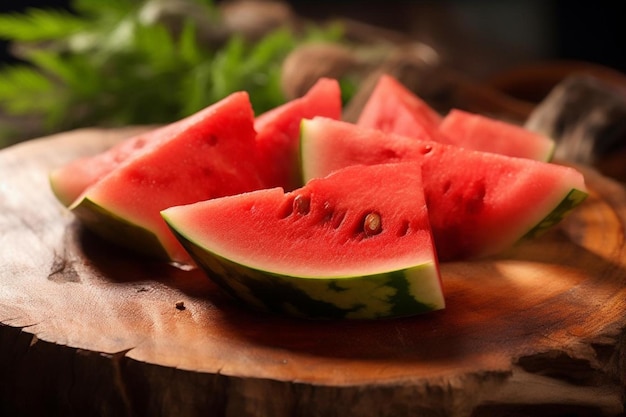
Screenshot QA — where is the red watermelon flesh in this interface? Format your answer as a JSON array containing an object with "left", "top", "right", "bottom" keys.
[
  {"left": 420, "top": 146, "right": 585, "bottom": 260},
  {"left": 49, "top": 97, "right": 247, "bottom": 207},
  {"left": 255, "top": 77, "right": 342, "bottom": 191},
  {"left": 357, "top": 74, "right": 443, "bottom": 141},
  {"left": 162, "top": 162, "right": 444, "bottom": 319},
  {"left": 437, "top": 109, "right": 555, "bottom": 161},
  {"left": 300, "top": 117, "right": 588, "bottom": 261},
  {"left": 70, "top": 91, "right": 263, "bottom": 265},
  {"left": 50, "top": 127, "right": 165, "bottom": 207},
  {"left": 164, "top": 163, "right": 438, "bottom": 277}
]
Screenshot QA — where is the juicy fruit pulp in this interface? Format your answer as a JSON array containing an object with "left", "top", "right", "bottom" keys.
[
  {"left": 50, "top": 103, "right": 232, "bottom": 207},
  {"left": 71, "top": 91, "right": 263, "bottom": 265},
  {"left": 255, "top": 77, "right": 342, "bottom": 191},
  {"left": 355, "top": 74, "right": 555, "bottom": 162},
  {"left": 50, "top": 131, "right": 156, "bottom": 207},
  {"left": 300, "top": 117, "right": 588, "bottom": 260},
  {"left": 162, "top": 163, "right": 445, "bottom": 319},
  {"left": 50, "top": 77, "right": 341, "bottom": 208},
  {"left": 437, "top": 109, "right": 555, "bottom": 161},
  {"left": 357, "top": 74, "right": 443, "bottom": 141}
]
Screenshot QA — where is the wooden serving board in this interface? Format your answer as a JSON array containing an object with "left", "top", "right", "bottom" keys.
[{"left": 1, "top": 128, "right": 625, "bottom": 417}]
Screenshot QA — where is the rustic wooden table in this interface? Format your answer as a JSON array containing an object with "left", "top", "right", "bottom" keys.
[{"left": 1, "top": 127, "right": 625, "bottom": 417}]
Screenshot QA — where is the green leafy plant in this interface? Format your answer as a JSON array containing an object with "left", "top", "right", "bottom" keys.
[{"left": 0, "top": 0, "right": 346, "bottom": 146}]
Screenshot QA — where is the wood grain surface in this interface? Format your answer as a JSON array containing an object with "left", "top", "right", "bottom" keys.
[{"left": 1, "top": 127, "right": 625, "bottom": 417}]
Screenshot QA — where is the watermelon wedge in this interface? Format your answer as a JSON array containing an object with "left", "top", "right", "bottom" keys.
[
  {"left": 255, "top": 77, "right": 342, "bottom": 191},
  {"left": 357, "top": 74, "right": 555, "bottom": 162},
  {"left": 50, "top": 77, "right": 341, "bottom": 207},
  {"left": 50, "top": 102, "right": 231, "bottom": 207},
  {"left": 70, "top": 92, "right": 263, "bottom": 265},
  {"left": 162, "top": 163, "right": 445, "bottom": 319},
  {"left": 300, "top": 117, "right": 588, "bottom": 261},
  {"left": 437, "top": 109, "right": 556, "bottom": 161},
  {"left": 50, "top": 131, "right": 156, "bottom": 207},
  {"left": 356, "top": 73, "right": 443, "bottom": 141}
]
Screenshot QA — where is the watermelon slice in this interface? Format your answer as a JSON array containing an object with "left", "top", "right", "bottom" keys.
[
  {"left": 50, "top": 104, "right": 228, "bottom": 207},
  {"left": 70, "top": 92, "right": 263, "bottom": 265},
  {"left": 356, "top": 73, "right": 443, "bottom": 141},
  {"left": 162, "top": 163, "right": 444, "bottom": 319},
  {"left": 300, "top": 117, "right": 588, "bottom": 261},
  {"left": 357, "top": 74, "right": 556, "bottom": 162},
  {"left": 50, "top": 77, "right": 341, "bottom": 207},
  {"left": 50, "top": 131, "right": 154, "bottom": 207},
  {"left": 437, "top": 109, "right": 556, "bottom": 161},
  {"left": 255, "top": 77, "right": 342, "bottom": 191}
]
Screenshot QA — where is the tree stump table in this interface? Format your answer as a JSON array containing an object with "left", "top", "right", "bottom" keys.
[{"left": 1, "top": 127, "right": 625, "bottom": 417}]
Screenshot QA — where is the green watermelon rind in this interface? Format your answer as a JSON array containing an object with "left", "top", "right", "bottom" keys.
[
  {"left": 164, "top": 218, "right": 445, "bottom": 320},
  {"left": 71, "top": 197, "right": 171, "bottom": 261},
  {"left": 544, "top": 141, "right": 557, "bottom": 163},
  {"left": 522, "top": 188, "right": 589, "bottom": 240},
  {"left": 49, "top": 174, "right": 75, "bottom": 208}
]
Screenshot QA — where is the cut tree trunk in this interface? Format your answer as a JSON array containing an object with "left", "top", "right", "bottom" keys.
[{"left": 0, "top": 127, "right": 625, "bottom": 417}]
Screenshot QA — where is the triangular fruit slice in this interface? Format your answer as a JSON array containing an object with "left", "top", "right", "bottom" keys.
[
  {"left": 357, "top": 73, "right": 443, "bottom": 141},
  {"left": 70, "top": 92, "right": 263, "bottom": 265},
  {"left": 300, "top": 117, "right": 588, "bottom": 261},
  {"left": 50, "top": 129, "right": 156, "bottom": 207},
  {"left": 50, "top": 99, "right": 237, "bottom": 207},
  {"left": 255, "top": 77, "right": 342, "bottom": 191},
  {"left": 437, "top": 109, "right": 555, "bottom": 161},
  {"left": 162, "top": 163, "right": 445, "bottom": 319}
]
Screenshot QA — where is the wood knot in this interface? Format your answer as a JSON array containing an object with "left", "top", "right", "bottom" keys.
[{"left": 47, "top": 253, "right": 81, "bottom": 283}]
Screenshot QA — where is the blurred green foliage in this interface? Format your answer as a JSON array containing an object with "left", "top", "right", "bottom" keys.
[{"left": 0, "top": 0, "right": 346, "bottom": 147}]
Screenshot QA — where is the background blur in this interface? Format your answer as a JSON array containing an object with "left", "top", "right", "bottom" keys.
[
  {"left": 1, "top": 0, "right": 625, "bottom": 150},
  {"left": 2, "top": 0, "right": 625, "bottom": 74}
]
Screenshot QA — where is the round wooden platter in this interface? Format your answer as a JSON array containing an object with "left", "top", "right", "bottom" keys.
[{"left": 1, "top": 127, "right": 625, "bottom": 417}]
